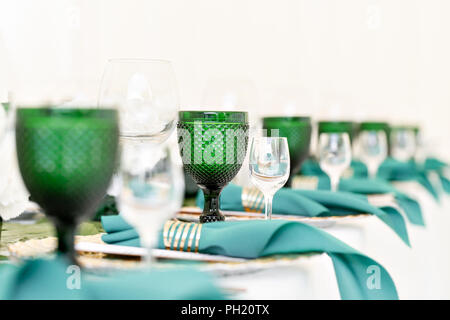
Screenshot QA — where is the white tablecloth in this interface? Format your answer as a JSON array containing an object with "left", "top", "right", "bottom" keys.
[{"left": 218, "top": 181, "right": 450, "bottom": 300}]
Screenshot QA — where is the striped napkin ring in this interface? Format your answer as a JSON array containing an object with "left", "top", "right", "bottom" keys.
[
  {"left": 163, "top": 220, "right": 203, "bottom": 253},
  {"left": 242, "top": 187, "right": 265, "bottom": 213}
]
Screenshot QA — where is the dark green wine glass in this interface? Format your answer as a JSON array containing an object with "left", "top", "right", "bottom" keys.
[
  {"left": 177, "top": 111, "right": 249, "bottom": 223},
  {"left": 318, "top": 121, "right": 355, "bottom": 140},
  {"left": 15, "top": 108, "right": 119, "bottom": 264},
  {"left": 262, "top": 116, "right": 312, "bottom": 187}
]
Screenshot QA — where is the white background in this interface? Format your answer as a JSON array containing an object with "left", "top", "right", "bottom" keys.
[{"left": 0, "top": 0, "right": 449, "bottom": 158}]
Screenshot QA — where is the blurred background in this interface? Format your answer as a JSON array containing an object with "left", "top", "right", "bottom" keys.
[{"left": 0, "top": 0, "right": 448, "bottom": 157}]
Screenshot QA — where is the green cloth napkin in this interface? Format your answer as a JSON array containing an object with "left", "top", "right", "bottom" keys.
[
  {"left": 339, "top": 178, "right": 424, "bottom": 226},
  {"left": 101, "top": 216, "right": 399, "bottom": 300},
  {"left": 423, "top": 157, "right": 450, "bottom": 195},
  {"left": 301, "top": 159, "right": 368, "bottom": 179},
  {"left": 196, "top": 184, "right": 410, "bottom": 246},
  {"left": 0, "top": 255, "right": 224, "bottom": 300},
  {"left": 377, "top": 158, "right": 439, "bottom": 200},
  {"left": 301, "top": 158, "right": 440, "bottom": 201}
]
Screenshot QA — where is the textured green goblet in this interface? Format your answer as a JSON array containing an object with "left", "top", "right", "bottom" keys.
[
  {"left": 15, "top": 108, "right": 119, "bottom": 263},
  {"left": 262, "top": 116, "right": 312, "bottom": 187},
  {"left": 177, "top": 111, "right": 249, "bottom": 223},
  {"left": 318, "top": 121, "right": 355, "bottom": 139}
]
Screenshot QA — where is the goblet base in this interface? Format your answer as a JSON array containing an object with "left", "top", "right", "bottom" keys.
[
  {"left": 199, "top": 186, "right": 226, "bottom": 224},
  {"left": 199, "top": 212, "right": 225, "bottom": 223}
]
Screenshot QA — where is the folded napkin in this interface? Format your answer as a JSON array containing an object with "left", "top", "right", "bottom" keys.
[
  {"left": 102, "top": 216, "right": 398, "bottom": 300},
  {"left": 424, "top": 157, "right": 448, "bottom": 172},
  {"left": 377, "top": 158, "right": 439, "bottom": 200},
  {"left": 299, "top": 162, "right": 424, "bottom": 226},
  {"left": 301, "top": 158, "right": 440, "bottom": 201},
  {"left": 0, "top": 255, "right": 224, "bottom": 300},
  {"left": 339, "top": 178, "right": 424, "bottom": 227},
  {"left": 301, "top": 158, "right": 368, "bottom": 179},
  {"left": 196, "top": 184, "right": 410, "bottom": 246},
  {"left": 423, "top": 157, "right": 450, "bottom": 195}
]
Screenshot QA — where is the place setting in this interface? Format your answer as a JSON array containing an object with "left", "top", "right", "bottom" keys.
[{"left": 1, "top": 2, "right": 450, "bottom": 304}]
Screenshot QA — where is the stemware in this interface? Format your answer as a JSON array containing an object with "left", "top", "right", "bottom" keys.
[
  {"left": 359, "top": 122, "right": 388, "bottom": 178},
  {"left": 390, "top": 126, "right": 417, "bottom": 162},
  {"left": 98, "top": 59, "right": 179, "bottom": 143},
  {"left": 177, "top": 111, "right": 249, "bottom": 223},
  {"left": 98, "top": 59, "right": 179, "bottom": 197},
  {"left": 15, "top": 107, "right": 119, "bottom": 264},
  {"left": 318, "top": 131, "right": 352, "bottom": 192},
  {"left": 119, "top": 142, "right": 184, "bottom": 265},
  {"left": 262, "top": 117, "right": 311, "bottom": 187},
  {"left": 249, "top": 137, "right": 290, "bottom": 220}
]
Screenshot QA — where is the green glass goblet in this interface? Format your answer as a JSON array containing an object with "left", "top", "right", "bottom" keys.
[
  {"left": 318, "top": 121, "right": 355, "bottom": 141},
  {"left": 262, "top": 116, "right": 312, "bottom": 187},
  {"left": 177, "top": 111, "right": 249, "bottom": 223},
  {"left": 15, "top": 108, "right": 119, "bottom": 264}
]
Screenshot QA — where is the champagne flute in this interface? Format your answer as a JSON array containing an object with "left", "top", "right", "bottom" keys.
[
  {"left": 119, "top": 141, "right": 184, "bottom": 266},
  {"left": 249, "top": 137, "right": 290, "bottom": 220},
  {"left": 318, "top": 132, "right": 352, "bottom": 192},
  {"left": 359, "top": 130, "right": 388, "bottom": 178}
]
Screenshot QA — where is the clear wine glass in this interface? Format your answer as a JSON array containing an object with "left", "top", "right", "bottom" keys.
[
  {"left": 318, "top": 132, "right": 352, "bottom": 192},
  {"left": 391, "top": 127, "right": 417, "bottom": 162},
  {"left": 249, "top": 137, "right": 290, "bottom": 220},
  {"left": 98, "top": 59, "right": 179, "bottom": 142},
  {"left": 359, "top": 130, "right": 388, "bottom": 178},
  {"left": 119, "top": 141, "right": 184, "bottom": 266},
  {"left": 98, "top": 59, "right": 179, "bottom": 196}
]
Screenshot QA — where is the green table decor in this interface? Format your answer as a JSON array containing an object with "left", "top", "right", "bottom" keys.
[
  {"left": 15, "top": 108, "right": 119, "bottom": 264},
  {"left": 423, "top": 157, "right": 450, "bottom": 194},
  {"left": 0, "top": 255, "right": 224, "bottom": 300},
  {"left": 302, "top": 157, "right": 440, "bottom": 201},
  {"left": 318, "top": 121, "right": 355, "bottom": 141},
  {"left": 262, "top": 116, "right": 312, "bottom": 187},
  {"left": 177, "top": 111, "right": 249, "bottom": 223},
  {"left": 102, "top": 216, "right": 399, "bottom": 300},
  {"left": 196, "top": 184, "right": 410, "bottom": 246},
  {"left": 300, "top": 160, "right": 423, "bottom": 226},
  {"left": 301, "top": 158, "right": 369, "bottom": 179},
  {"left": 378, "top": 158, "right": 439, "bottom": 200}
]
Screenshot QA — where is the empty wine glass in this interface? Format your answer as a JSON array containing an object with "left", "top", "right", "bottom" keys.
[
  {"left": 98, "top": 59, "right": 179, "bottom": 197},
  {"left": 119, "top": 141, "right": 184, "bottom": 266},
  {"left": 249, "top": 137, "right": 290, "bottom": 220},
  {"left": 391, "top": 127, "right": 416, "bottom": 162},
  {"left": 98, "top": 59, "right": 179, "bottom": 142},
  {"left": 318, "top": 132, "right": 352, "bottom": 192},
  {"left": 359, "top": 130, "right": 388, "bottom": 178}
]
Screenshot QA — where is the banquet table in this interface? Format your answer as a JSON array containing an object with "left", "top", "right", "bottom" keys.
[
  {"left": 206, "top": 179, "right": 450, "bottom": 300},
  {"left": 0, "top": 178, "right": 448, "bottom": 300}
]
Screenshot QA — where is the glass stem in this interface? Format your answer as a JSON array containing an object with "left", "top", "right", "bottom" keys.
[
  {"left": 369, "top": 166, "right": 377, "bottom": 179},
  {"left": 55, "top": 221, "right": 77, "bottom": 265},
  {"left": 330, "top": 175, "right": 340, "bottom": 192},
  {"left": 201, "top": 187, "right": 225, "bottom": 222},
  {"left": 264, "top": 194, "right": 273, "bottom": 220},
  {"left": 140, "top": 234, "right": 157, "bottom": 268}
]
